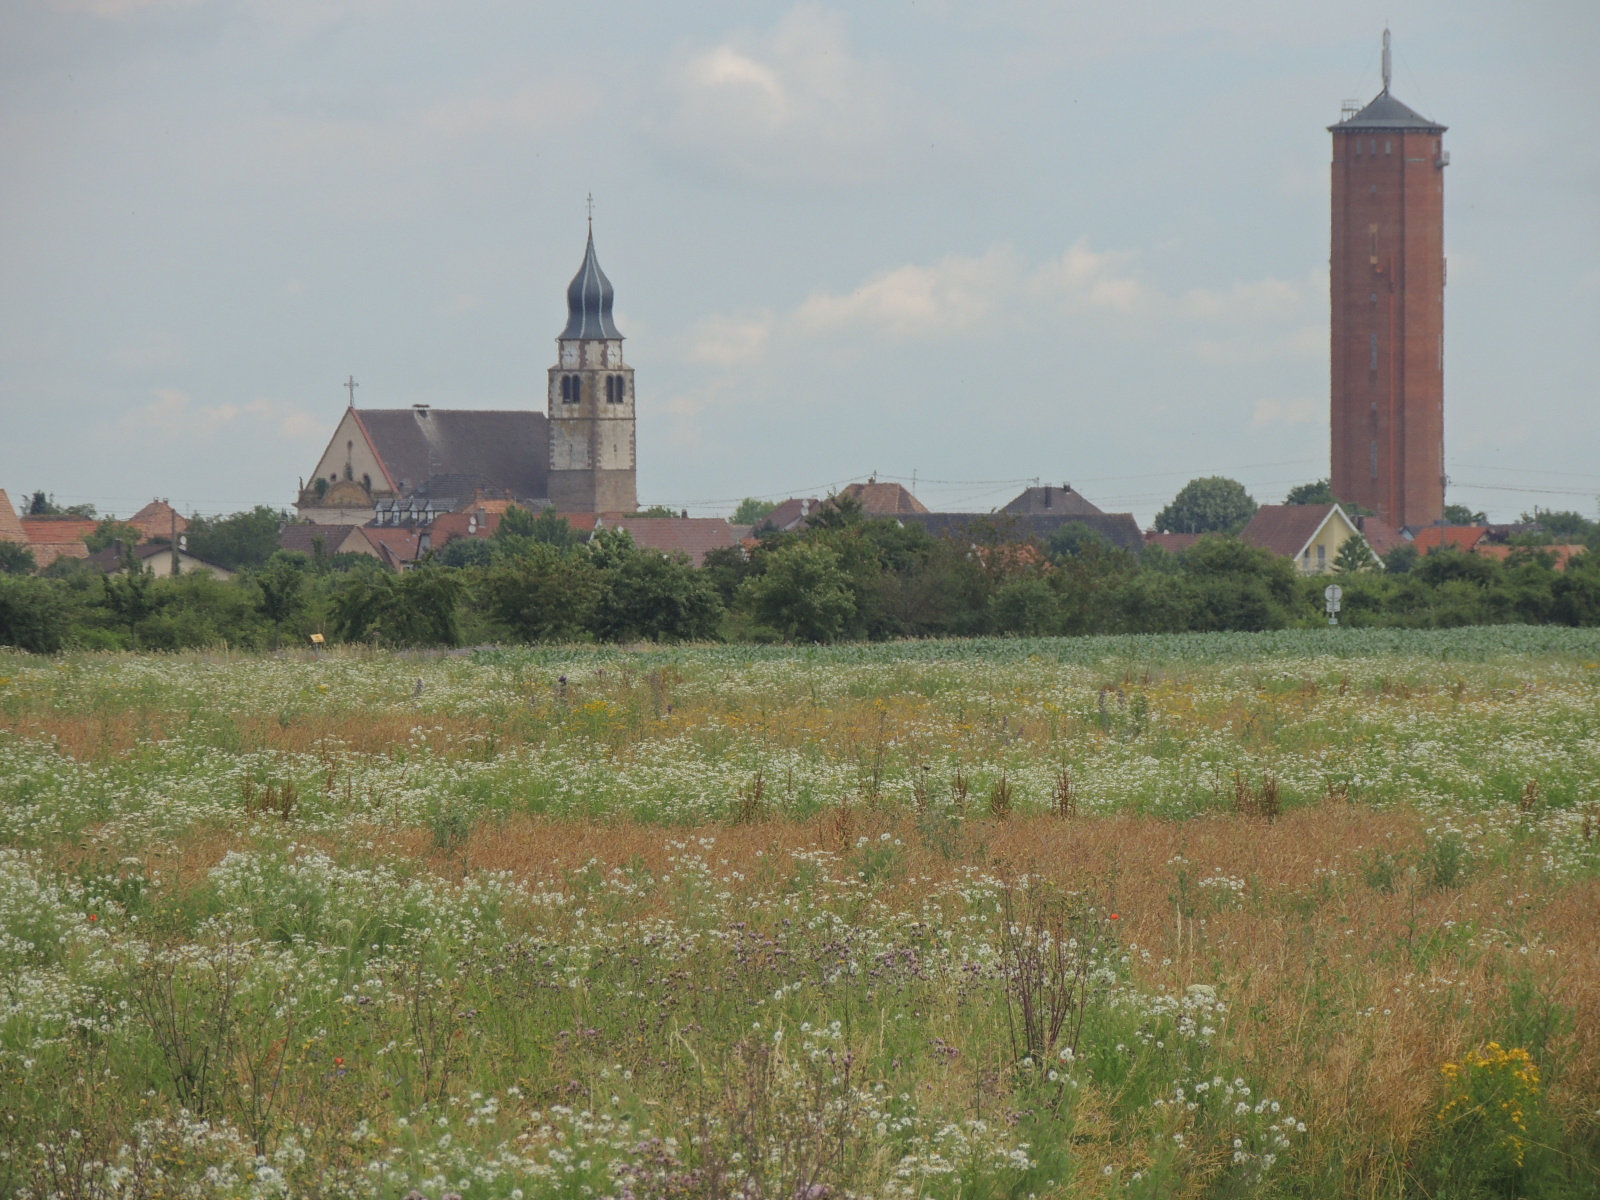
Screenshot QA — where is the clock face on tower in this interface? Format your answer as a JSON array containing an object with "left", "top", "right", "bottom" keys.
[{"left": 561, "top": 343, "right": 578, "bottom": 368}]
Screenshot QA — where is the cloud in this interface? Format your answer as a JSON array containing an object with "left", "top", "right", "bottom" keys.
[
  {"left": 686, "top": 311, "right": 776, "bottom": 367},
  {"left": 793, "top": 247, "right": 1019, "bottom": 339},
  {"left": 122, "top": 389, "right": 322, "bottom": 441},
  {"left": 1181, "top": 277, "right": 1305, "bottom": 321},
  {"left": 1032, "top": 242, "right": 1155, "bottom": 315},
  {"left": 1251, "top": 397, "right": 1319, "bottom": 427},
  {"left": 653, "top": 5, "right": 959, "bottom": 187},
  {"left": 686, "top": 237, "right": 1318, "bottom": 371},
  {"left": 1193, "top": 324, "right": 1322, "bottom": 365}
]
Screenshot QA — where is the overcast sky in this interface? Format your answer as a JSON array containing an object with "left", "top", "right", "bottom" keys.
[{"left": 2, "top": 0, "right": 1596, "bottom": 524}]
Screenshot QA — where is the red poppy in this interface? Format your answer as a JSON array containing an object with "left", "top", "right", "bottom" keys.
[
  {"left": 1110, "top": 913, "right": 1120, "bottom": 920},
  {"left": 334, "top": 1057, "right": 344, "bottom": 1065},
  {"left": 88, "top": 914, "right": 98, "bottom": 922}
]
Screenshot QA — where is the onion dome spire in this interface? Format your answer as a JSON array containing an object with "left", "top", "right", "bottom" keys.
[{"left": 559, "top": 228, "right": 622, "bottom": 340}]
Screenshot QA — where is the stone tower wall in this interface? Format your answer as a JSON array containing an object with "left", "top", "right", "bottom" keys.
[{"left": 547, "top": 338, "right": 638, "bottom": 514}]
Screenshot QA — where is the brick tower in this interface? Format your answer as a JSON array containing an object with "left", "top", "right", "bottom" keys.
[
  {"left": 547, "top": 226, "right": 638, "bottom": 514},
  {"left": 1329, "top": 31, "right": 1448, "bottom": 529}
]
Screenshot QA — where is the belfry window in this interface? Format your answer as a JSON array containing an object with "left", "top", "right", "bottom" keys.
[
  {"left": 561, "top": 375, "right": 581, "bottom": 404},
  {"left": 605, "top": 375, "right": 625, "bottom": 403}
]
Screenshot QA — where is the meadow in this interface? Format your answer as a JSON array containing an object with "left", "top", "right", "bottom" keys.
[{"left": 1, "top": 626, "right": 1598, "bottom": 1199}]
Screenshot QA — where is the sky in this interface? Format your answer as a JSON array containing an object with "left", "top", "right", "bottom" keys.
[{"left": 2, "top": 0, "right": 1596, "bottom": 525}]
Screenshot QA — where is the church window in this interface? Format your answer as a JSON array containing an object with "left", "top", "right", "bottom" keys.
[
  {"left": 1370, "top": 333, "right": 1379, "bottom": 371},
  {"left": 1370, "top": 440, "right": 1379, "bottom": 478},
  {"left": 1384, "top": 139, "right": 1392, "bottom": 155},
  {"left": 561, "top": 374, "right": 581, "bottom": 403},
  {"left": 361, "top": 473, "right": 371, "bottom": 490}
]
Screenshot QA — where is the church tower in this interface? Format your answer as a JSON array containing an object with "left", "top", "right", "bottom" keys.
[
  {"left": 547, "top": 229, "right": 638, "bottom": 514},
  {"left": 1329, "top": 31, "right": 1448, "bottom": 528}
]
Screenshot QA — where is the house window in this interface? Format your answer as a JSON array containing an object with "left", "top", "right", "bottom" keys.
[
  {"left": 1385, "top": 139, "right": 1392, "bottom": 155},
  {"left": 1317, "top": 544, "right": 1327, "bottom": 568},
  {"left": 1370, "top": 332, "right": 1379, "bottom": 371}
]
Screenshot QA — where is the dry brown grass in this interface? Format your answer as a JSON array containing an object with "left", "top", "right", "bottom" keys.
[{"left": 428, "top": 803, "right": 1596, "bottom": 1192}]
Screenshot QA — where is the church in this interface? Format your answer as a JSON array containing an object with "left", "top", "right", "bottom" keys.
[{"left": 295, "top": 229, "right": 639, "bottom": 525}]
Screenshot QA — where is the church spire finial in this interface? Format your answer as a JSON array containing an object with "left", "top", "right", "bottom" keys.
[
  {"left": 1381, "top": 28, "right": 1392, "bottom": 92},
  {"left": 586, "top": 192, "right": 594, "bottom": 235}
]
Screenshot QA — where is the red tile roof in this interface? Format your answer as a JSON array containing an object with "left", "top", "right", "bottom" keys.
[
  {"left": 759, "top": 498, "right": 820, "bottom": 532},
  {"left": 126, "top": 500, "right": 188, "bottom": 541},
  {"left": 1411, "top": 525, "right": 1489, "bottom": 553},
  {"left": 21, "top": 516, "right": 99, "bottom": 545},
  {"left": 1240, "top": 504, "right": 1340, "bottom": 559},
  {"left": 594, "top": 516, "right": 741, "bottom": 566},
  {"left": 1353, "top": 515, "right": 1406, "bottom": 556},
  {"left": 0, "top": 490, "right": 25, "bottom": 544},
  {"left": 428, "top": 510, "right": 502, "bottom": 544},
  {"left": 1143, "top": 531, "right": 1201, "bottom": 554},
  {"left": 835, "top": 482, "right": 928, "bottom": 515},
  {"left": 355, "top": 526, "right": 425, "bottom": 568},
  {"left": 1475, "top": 543, "right": 1589, "bottom": 569}
]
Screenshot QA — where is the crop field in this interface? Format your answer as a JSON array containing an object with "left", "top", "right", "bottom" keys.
[{"left": 1, "top": 626, "right": 1599, "bottom": 1199}]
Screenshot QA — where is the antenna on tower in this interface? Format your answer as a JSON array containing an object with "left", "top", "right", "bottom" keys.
[{"left": 1381, "top": 28, "right": 1392, "bottom": 92}]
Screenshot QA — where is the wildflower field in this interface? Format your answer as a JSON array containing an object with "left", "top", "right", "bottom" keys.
[{"left": 2, "top": 626, "right": 1598, "bottom": 1199}]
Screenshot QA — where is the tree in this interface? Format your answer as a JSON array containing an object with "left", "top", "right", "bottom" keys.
[
  {"left": 254, "top": 553, "right": 309, "bottom": 647},
  {"left": 1283, "top": 480, "right": 1373, "bottom": 516},
  {"left": 1181, "top": 536, "right": 1300, "bottom": 631},
  {"left": 479, "top": 543, "right": 602, "bottom": 642},
  {"left": 1383, "top": 543, "right": 1419, "bottom": 575},
  {"left": 85, "top": 519, "right": 145, "bottom": 554},
  {"left": 435, "top": 536, "right": 494, "bottom": 569},
  {"left": 1333, "top": 535, "right": 1380, "bottom": 574},
  {"left": 0, "top": 541, "right": 37, "bottom": 576},
  {"left": 184, "top": 507, "right": 284, "bottom": 570},
  {"left": 0, "top": 575, "right": 68, "bottom": 653},
  {"left": 738, "top": 541, "right": 855, "bottom": 642},
  {"left": 634, "top": 505, "right": 679, "bottom": 518},
  {"left": 1520, "top": 508, "right": 1599, "bottom": 547},
  {"left": 990, "top": 575, "right": 1058, "bottom": 635},
  {"left": 1443, "top": 503, "right": 1487, "bottom": 526},
  {"left": 596, "top": 551, "right": 724, "bottom": 642},
  {"left": 330, "top": 564, "right": 465, "bottom": 647},
  {"left": 586, "top": 527, "right": 638, "bottom": 571},
  {"left": 28, "top": 492, "right": 94, "bottom": 517},
  {"left": 700, "top": 545, "right": 756, "bottom": 608},
  {"left": 732, "top": 498, "right": 778, "bottom": 526},
  {"left": 1153, "top": 477, "right": 1257, "bottom": 535},
  {"left": 1283, "top": 480, "right": 1339, "bottom": 506},
  {"left": 1046, "top": 520, "right": 1109, "bottom": 559},
  {"left": 496, "top": 505, "right": 581, "bottom": 555},
  {"left": 100, "top": 552, "right": 158, "bottom": 647}
]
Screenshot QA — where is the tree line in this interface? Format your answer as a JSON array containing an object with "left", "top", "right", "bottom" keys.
[{"left": 2, "top": 491, "right": 1597, "bottom": 654}]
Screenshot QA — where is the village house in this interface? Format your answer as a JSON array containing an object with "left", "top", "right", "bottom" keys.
[{"left": 1239, "top": 503, "right": 1377, "bottom": 574}]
